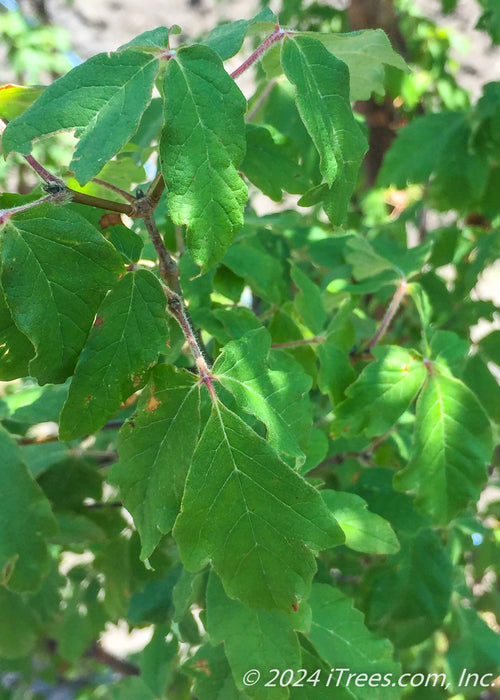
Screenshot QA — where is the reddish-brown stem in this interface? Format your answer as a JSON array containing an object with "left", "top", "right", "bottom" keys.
[
  {"left": 0, "top": 194, "right": 55, "bottom": 225},
  {"left": 163, "top": 286, "right": 217, "bottom": 401},
  {"left": 142, "top": 214, "right": 181, "bottom": 294},
  {"left": 92, "top": 177, "right": 136, "bottom": 202},
  {"left": 23, "top": 155, "right": 64, "bottom": 185},
  {"left": 367, "top": 279, "right": 408, "bottom": 350},
  {"left": 271, "top": 336, "right": 326, "bottom": 349},
  {"left": 231, "top": 26, "right": 287, "bottom": 79}
]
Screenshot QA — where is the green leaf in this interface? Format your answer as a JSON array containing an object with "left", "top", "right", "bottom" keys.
[
  {"left": 118, "top": 26, "right": 171, "bottom": 52},
  {"left": 240, "top": 124, "right": 310, "bottom": 201},
  {"left": 291, "top": 267, "right": 326, "bottom": 335},
  {"left": 0, "top": 284, "right": 34, "bottom": 380},
  {"left": 160, "top": 44, "right": 247, "bottom": 270},
  {"left": 58, "top": 583, "right": 106, "bottom": 662},
  {"left": 317, "top": 340, "right": 355, "bottom": 406},
  {"left": 110, "top": 678, "right": 156, "bottom": 700},
  {"left": 476, "top": 0, "right": 500, "bottom": 44},
  {"left": 37, "top": 457, "right": 102, "bottom": 510},
  {"left": 281, "top": 35, "right": 367, "bottom": 223},
  {"left": 110, "top": 366, "right": 200, "bottom": 559},
  {"left": 447, "top": 607, "right": 500, "bottom": 693},
  {"left": 174, "top": 401, "right": 344, "bottom": 611},
  {"left": 394, "top": 374, "right": 493, "bottom": 524},
  {"left": 0, "top": 587, "right": 37, "bottom": 658},
  {"left": 106, "top": 224, "right": 144, "bottom": 264},
  {"left": 59, "top": 270, "right": 169, "bottom": 440},
  {"left": 290, "top": 638, "right": 355, "bottom": 699},
  {"left": 184, "top": 643, "right": 243, "bottom": 699},
  {"left": 0, "top": 205, "right": 123, "bottom": 384},
  {"left": 0, "top": 427, "right": 57, "bottom": 592},
  {"left": 321, "top": 490, "right": 399, "bottom": 554},
  {"left": 0, "top": 84, "right": 44, "bottom": 121},
  {"left": 463, "top": 352, "right": 500, "bottom": 423},
  {"left": 2, "top": 51, "right": 159, "bottom": 184},
  {"left": 207, "top": 572, "right": 301, "bottom": 698},
  {"left": 204, "top": 8, "right": 277, "bottom": 60},
  {"left": 308, "top": 584, "right": 401, "bottom": 699},
  {"left": 300, "top": 29, "right": 408, "bottom": 101},
  {"left": 335, "top": 346, "right": 427, "bottom": 438},
  {"left": 222, "top": 234, "right": 288, "bottom": 305},
  {"left": 365, "top": 528, "right": 453, "bottom": 648},
  {"left": 138, "top": 624, "right": 178, "bottom": 697},
  {"left": 213, "top": 327, "right": 313, "bottom": 464},
  {"left": 378, "top": 112, "right": 463, "bottom": 188}
]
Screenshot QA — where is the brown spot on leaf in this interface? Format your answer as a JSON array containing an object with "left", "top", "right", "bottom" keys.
[
  {"left": 192, "top": 659, "right": 211, "bottom": 676},
  {"left": 145, "top": 385, "right": 161, "bottom": 413},
  {"left": 94, "top": 316, "right": 104, "bottom": 327},
  {"left": 292, "top": 602, "right": 299, "bottom": 612}
]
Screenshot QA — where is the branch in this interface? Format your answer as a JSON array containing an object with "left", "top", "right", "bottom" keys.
[
  {"left": 163, "top": 286, "right": 217, "bottom": 402},
  {"left": 146, "top": 171, "right": 166, "bottom": 208},
  {"left": 142, "top": 213, "right": 181, "bottom": 295},
  {"left": 271, "top": 336, "right": 326, "bottom": 349},
  {"left": 366, "top": 279, "right": 408, "bottom": 350},
  {"left": 69, "top": 190, "right": 135, "bottom": 215},
  {"left": 231, "top": 26, "right": 287, "bottom": 79}
]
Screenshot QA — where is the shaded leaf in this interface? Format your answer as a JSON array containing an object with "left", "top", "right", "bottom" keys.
[
  {"left": 0, "top": 427, "right": 57, "bottom": 592},
  {"left": 0, "top": 205, "right": 123, "bottom": 384},
  {"left": 291, "top": 266, "right": 326, "bottom": 335},
  {"left": 241, "top": 124, "right": 310, "bottom": 201},
  {"left": 0, "top": 587, "right": 37, "bottom": 658},
  {"left": 207, "top": 572, "right": 301, "bottom": 698},
  {"left": 308, "top": 584, "right": 401, "bottom": 699},
  {"left": 59, "top": 270, "right": 169, "bottom": 440},
  {"left": 0, "top": 284, "right": 34, "bottom": 380},
  {"left": 174, "top": 401, "right": 344, "bottom": 611},
  {"left": 110, "top": 366, "right": 200, "bottom": 559},
  {"left": 184, "top": 643, "right": 244, "bottom": 700},
  {"left": 365, "top": 527, "right": 453, "bottom": 648}
]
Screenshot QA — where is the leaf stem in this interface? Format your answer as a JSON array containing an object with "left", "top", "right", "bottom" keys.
[
  {"left": 0, "top": 194, "right": 55, "bottom": 225},
  {"left": 231, "top": 26, "right": 287, "bottom": 79},
  {"left": 23, "top": 154, "right": 64, "bottom": 185},
  {"left": 271, "top": 335, "right": 326, "bottom": 349},
  {"left": 91, "top": 177, "right": 136, "bottom": 202},
  {"left": 367, "top": 279, "right": 408, "bottom": 350}
]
